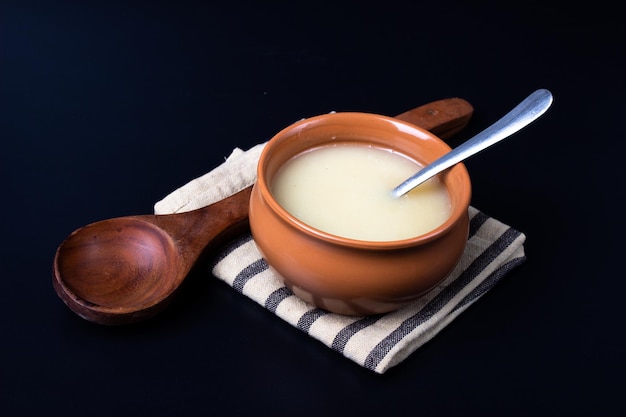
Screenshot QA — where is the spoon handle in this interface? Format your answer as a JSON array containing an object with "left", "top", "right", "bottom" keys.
[
  {"left": 391, "top": 89, "right": 554, "bottom": 198},
  {"left": 394, "top": 97, "right": 474, "bottom": 140}
]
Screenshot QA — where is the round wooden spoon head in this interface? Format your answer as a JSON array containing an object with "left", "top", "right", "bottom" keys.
[
  {"left": 53, "top": 218, "right": 181, "bottom": 325},
  {"left": 53, "top": 186, "right": 252, "bottom": 325}
]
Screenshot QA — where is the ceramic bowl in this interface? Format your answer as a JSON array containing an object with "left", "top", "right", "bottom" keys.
[{"left": 249, "top": 112, "right": 471, "bottom": 315}]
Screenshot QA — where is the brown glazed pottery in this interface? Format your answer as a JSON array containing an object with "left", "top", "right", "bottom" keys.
[{"left": 250, "top": 112, "right": 472, "bottom": 315}]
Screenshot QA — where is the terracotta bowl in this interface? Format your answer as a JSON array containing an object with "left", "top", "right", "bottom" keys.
[{"left": 249, "top": 112, "right": 471, "bottom": 316}]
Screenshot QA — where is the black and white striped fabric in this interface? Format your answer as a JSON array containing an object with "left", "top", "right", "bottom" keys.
[
  {"left": 210, "top": 207, "right": 525, "bottom": 373},
  {"left": 154, "top": 145, "right": 526, "bottom": 374}
]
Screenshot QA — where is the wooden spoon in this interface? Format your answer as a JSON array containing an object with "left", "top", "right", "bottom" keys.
[{"left": 53, "top": 98, "right": 474, "bottom": 325}]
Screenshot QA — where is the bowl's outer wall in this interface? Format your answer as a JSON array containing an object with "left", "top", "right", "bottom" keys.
[{"left": 249, "top": 113, "right": 471, "bottom": 315}]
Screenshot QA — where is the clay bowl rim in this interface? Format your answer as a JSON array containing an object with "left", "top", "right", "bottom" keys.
[{"left": 256, "top": 111, "right": 472, "bottom": 250}]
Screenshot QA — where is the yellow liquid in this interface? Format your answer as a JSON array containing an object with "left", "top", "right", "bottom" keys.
[{"left": 270, "top": 144, "right": 451, "bottom": 241}]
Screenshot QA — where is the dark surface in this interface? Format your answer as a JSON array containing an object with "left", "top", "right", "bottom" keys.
[{"left": 2, "top": 1, "right": 624, "bottom": 415}]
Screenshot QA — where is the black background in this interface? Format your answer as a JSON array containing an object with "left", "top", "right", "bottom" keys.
[{"left": 2, "top": 1, "right": 624, "bottom": 416}]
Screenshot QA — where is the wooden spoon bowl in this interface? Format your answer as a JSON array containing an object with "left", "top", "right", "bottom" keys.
[
  {"left": 53, "top": 98, "right": 473, "bottom": 325},
  {"left": 53, "top": 187, "right": 252, "bottom": 325}
]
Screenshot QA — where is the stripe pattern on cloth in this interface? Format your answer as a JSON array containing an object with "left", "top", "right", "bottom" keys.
[{"left": 211, "top": 206, "right": 526, "bottom": 374}]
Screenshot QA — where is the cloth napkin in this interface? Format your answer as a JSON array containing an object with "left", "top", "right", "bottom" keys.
[{"left": 155, "top": 143, "right": 526, "bottom": 374}]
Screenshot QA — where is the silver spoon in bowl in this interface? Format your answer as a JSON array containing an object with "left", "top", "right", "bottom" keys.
[{"left": 391, "top": 88, "right": 554, "bottom": 198}]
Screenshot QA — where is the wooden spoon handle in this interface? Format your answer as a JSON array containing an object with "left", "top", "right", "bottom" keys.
[
  {"left": 152, "top": 186, "right": 253, "bottom": 270},
  {"left": 395, "top": 97, "right": 473, "bottom": 140}
]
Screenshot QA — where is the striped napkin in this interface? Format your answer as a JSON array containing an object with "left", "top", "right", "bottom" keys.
[{"left": 155, "top": 144, "right": 526, "bottom": 374}]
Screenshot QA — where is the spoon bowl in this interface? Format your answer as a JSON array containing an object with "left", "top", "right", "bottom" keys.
[
  {"left": 53, "top": 187, "right": 252, "bottom": 325},
  {"left": 56, "top": 218, "right": 179, "bottom": 309}
]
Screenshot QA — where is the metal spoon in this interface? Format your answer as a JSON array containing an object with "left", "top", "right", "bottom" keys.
[{"left": 391, "top": 89, "right": 554, "bottom": 198}]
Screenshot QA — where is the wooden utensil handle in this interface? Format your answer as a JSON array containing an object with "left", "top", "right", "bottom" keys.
[{"left": 394, "top": 98, "right": 473, "bottom": 139}]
